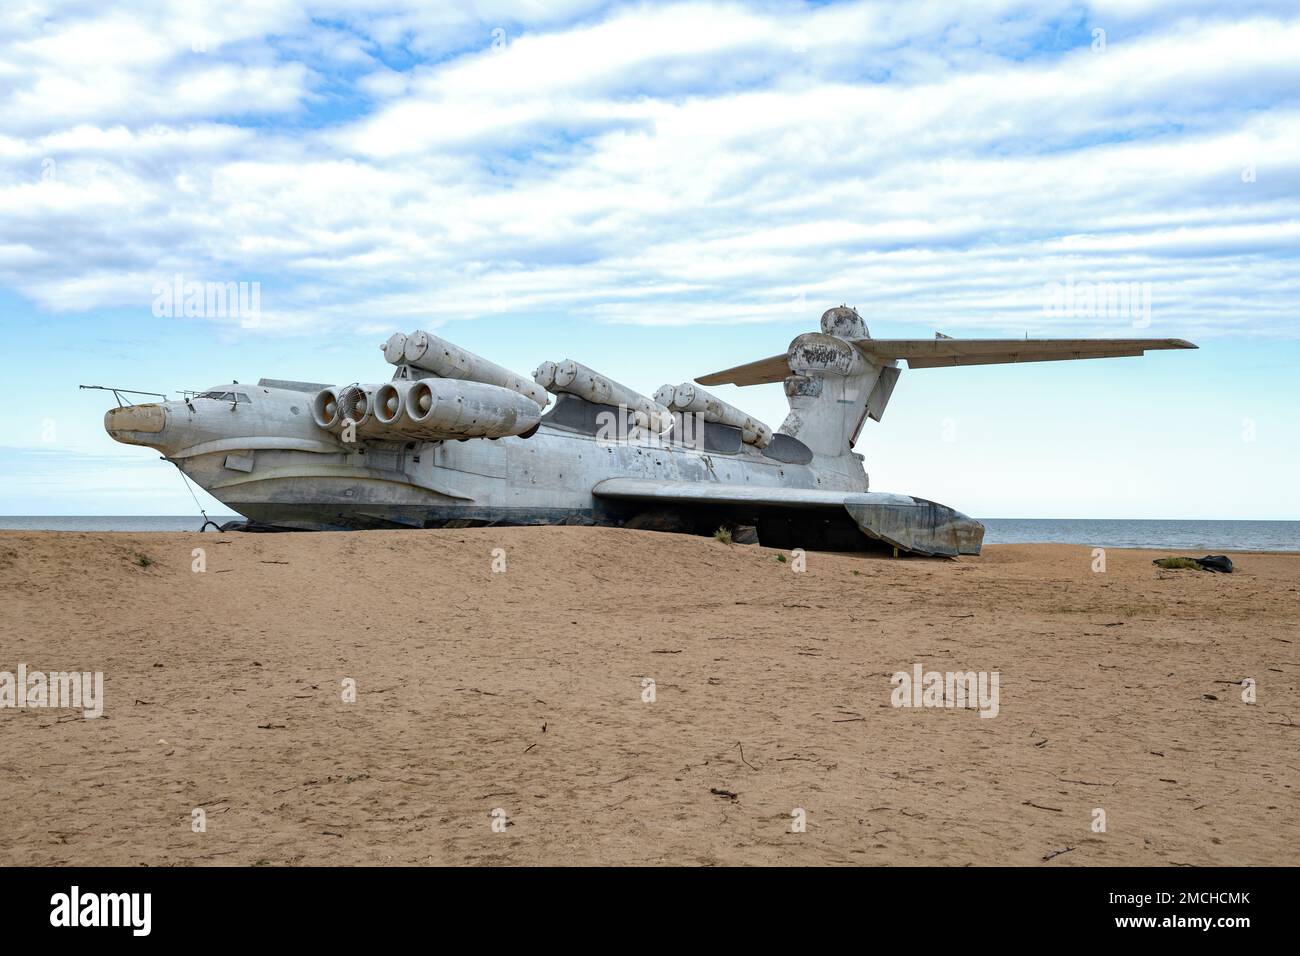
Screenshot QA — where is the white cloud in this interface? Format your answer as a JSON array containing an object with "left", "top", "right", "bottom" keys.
[{"left": 0, "top": 0, "right": 1297, "bottom": 340}]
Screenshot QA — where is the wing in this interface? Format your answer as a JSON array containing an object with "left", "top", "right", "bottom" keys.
[
  {"left": 849, "top": 337, "right": 1196, "bottom": 369},
  {"left": 592, "top": 478, "right": 983, "bottom": 556}
]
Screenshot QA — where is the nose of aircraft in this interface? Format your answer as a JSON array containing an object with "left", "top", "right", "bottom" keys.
[{"left": 104, "top": 403, "right": 169, "bottom": 447}]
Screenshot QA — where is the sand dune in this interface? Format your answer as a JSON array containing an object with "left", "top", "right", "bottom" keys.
[{"left": 0, "top": 528, "right": 1296, "bottom": 866}]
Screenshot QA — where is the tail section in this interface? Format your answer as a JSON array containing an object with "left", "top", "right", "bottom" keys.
[
  {"left": 697, "top": 306, "right": 895, "bottom": 458},
  {"left": 696, "top": 305, "right": 1196, "bottom": 458}
]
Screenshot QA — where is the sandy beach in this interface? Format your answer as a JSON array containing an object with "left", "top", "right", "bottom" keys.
[{"left": 1, "top": 528, "right": 1295, "bottom": 866}]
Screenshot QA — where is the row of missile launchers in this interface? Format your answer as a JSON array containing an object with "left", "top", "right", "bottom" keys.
[{"left": 310, "top": 330, "right": 774, "bottom": 446}]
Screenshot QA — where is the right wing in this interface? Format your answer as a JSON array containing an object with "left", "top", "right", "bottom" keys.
[{"left": 592, "top": 478, "right": 983, "bottom": 556}]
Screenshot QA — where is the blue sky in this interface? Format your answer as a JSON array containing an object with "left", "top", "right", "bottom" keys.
[{"left": 1, "top": 0, "right": 1297, "bottom": 519}]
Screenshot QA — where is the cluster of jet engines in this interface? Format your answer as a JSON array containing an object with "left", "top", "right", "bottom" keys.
[{"left": 310, "top": 331, "right": 774, "bottom": 447}]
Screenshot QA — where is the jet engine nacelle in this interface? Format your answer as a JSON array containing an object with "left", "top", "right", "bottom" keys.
[
  {"left": 374, "top": 378, "right": 541, "bottom": 440},
  {"left": 313, "top": 379, "right": 540, "bottom": 442},
  {"left": 310, "top": 386, "right": 343, "bottom": 430},
  {"left": 311, "top": 383, "right": 391, "bottom": 439}
]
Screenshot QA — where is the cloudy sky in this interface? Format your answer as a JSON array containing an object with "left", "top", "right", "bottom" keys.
[{"left": 1, "top": 0, "right": 1297, "bottom": 518}]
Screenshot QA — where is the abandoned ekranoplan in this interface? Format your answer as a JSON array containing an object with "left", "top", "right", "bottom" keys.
[{"left": 99, "top": 306, "right": 1195, "bottom": 556}]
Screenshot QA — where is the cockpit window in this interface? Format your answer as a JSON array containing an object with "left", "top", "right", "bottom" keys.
[{"left": 198, "top": 390, "right": 252, "bottom": 403}]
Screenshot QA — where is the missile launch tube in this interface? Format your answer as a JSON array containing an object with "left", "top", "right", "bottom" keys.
[
  {"left": 670, "top": 383, "right": 710, "bottom": 415},
  {"left": 551, "top": 360, "right": 673, "bottom": 433},
  {"left": 381, "top": 332, "right": 408, "bottom": 365},
  {"left": 670, "top": 383, "right": 773, "bottom": 447},
  {"left": 533, "top": 361, "right": 558, "bottom": 392},
  {"left": 401, "top": 330, "right": 549, "bottom": 408}
]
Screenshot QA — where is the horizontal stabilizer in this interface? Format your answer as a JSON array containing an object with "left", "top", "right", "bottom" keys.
[
  {"left": 696, "top": 337, "right": 1195, "bottom": 383},
  {"left": 850, "top": 337, "right": 1196, "bottom": 369},
  {"left": 695, "top": 353, "right": 789, "bottom": 386}
]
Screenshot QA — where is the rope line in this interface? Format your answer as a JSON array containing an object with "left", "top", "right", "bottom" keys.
[{"left": 172, "top": 464, "right": 218, "bottom": 531}]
